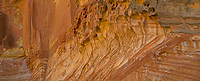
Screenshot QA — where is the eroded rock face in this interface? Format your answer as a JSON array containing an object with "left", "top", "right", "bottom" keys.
[
  {"left": 0, "top": 0, "right": 29, "bottom": 80},
  {"left": 0, "top": 0, "right": 200, "bottom": 81},
  {"left": 123, "top": 34, "right": 200, "bottom": 81},
  {"left": 45, "top": 0, "right": 200, "bottom": 81},
  {"left": 0, "top": 0, "right": 22, "bottom": 53}
]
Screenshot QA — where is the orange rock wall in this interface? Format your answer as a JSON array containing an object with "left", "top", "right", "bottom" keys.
[{"left": 0, "top": 0, "right": 200, "bottom": 81}]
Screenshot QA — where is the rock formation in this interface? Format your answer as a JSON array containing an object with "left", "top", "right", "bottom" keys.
[{"left": 0, "top": 0, "right": 200, "bottom": 81}]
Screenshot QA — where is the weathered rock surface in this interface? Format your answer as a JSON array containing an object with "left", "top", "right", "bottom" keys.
[
  {"left": 0, "top": 0, "right": 22, "bottom": 54},
  {"left": 0, "top": 48, "right": 31, "bottom": 81},
  {"left": 0, "top": 0, "right": 200, "bottom": 81},
  {"left": 0, "top": 0, "right": 29, "bottom": 80},
  {"left": 0, "top": 37, "right": 31, "bottom": 81}
]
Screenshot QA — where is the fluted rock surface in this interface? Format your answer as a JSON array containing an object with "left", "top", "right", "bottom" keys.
[{"left": 45, "top": 0, "right": 200, "bottom": 81}]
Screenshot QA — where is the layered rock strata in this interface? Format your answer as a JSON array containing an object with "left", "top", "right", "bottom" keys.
[{"left": 0, "top": 0, "right": 200, "bottom": 81}]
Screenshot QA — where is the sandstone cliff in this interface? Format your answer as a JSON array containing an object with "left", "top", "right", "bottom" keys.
[{"left": 0, "top": 0, "right": 200, "bottom": 81}]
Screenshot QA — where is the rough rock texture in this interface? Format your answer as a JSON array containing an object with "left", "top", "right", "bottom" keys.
[
  {"left": 45, "top": 0, "right": 200, "bottom": 80},
  {"left": 0, "top": 0, "right": 30, "bottom": 80},
  {"left": 0, "top": 47, "right": 32, "bottom": 81},
  {"left": 0, "top": 0, "right": 200, "bottom": 81},
  {"left": 123, "top": 34, "right": 200, "bottom": 81}
]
